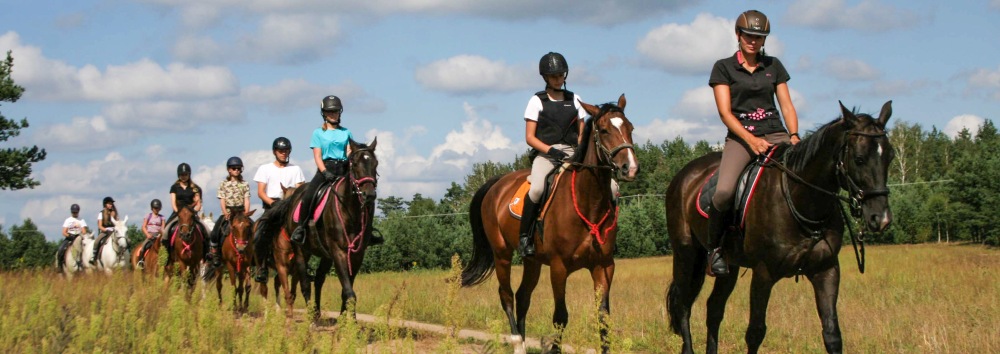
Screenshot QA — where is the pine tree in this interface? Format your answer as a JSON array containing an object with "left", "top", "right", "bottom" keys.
[{"left": 0, "top": 51, "right": 46, "bottom": 190}]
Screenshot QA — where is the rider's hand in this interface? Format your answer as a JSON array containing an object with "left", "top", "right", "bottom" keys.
[
  {"left": 748, "top": 136, "right": 773, "bottom": 155},
  {"left": 322, "top": 169, "right": 337, "bottom": 181},
  {"left": 104, "top": 227, "right": 114, "bottom": 232},
  {"left": 547, "top": 147, "right": 569, "bottom": 161},
  {"left": 790, "top": 135, "right": 801, "bottom": 145}
]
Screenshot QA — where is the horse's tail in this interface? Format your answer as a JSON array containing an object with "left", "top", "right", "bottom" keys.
[
  {"left": 461, "top": 175, "right": 502, "bottom": 287},
  {"left": 201, "top": 260, "right": 223, "bottom": 281},
  {"left": 666, "top": 280, "right": 684, "bottom": 335}
]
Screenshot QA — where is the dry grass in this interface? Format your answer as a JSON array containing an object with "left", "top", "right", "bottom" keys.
[{"left": 2, "top": 244, "right": 997, "bottom": 353}]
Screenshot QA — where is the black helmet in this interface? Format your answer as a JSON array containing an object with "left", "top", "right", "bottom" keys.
[
  {"left": 735, "top": 10, "right": 770, "bottom": 36},
  {"left": 321, "top": 95, "right": 343, "bottom": 112},
  {"left": 177, "top": 162, "right": 191, "bottom": 176},
  {"left": 70, "top": 204, "right": 80, "bottom": 213},
  {"left": 539, "top": 52, "right": 569, "bottom": 76},
  {"left": 151, "top": 199, "right": 162, "bottom": 209},
  {"left": 272, "top": 137, "right": 292, "bottom": 151},
  {"left": 226, "top": 156, "right": 243, "bottom": 168},
  {"left": 103, "top": 196, "right": 115, "bottom": 205}
]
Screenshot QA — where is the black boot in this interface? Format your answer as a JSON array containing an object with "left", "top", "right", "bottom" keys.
[
  {"left": 254, "top": 267, "right": 268, "bottom": 283},
  {"left": 706, "top": 204, "right": 729, "bottom": 277},
  {"left": 208, "top": 243, "right": 221, "bottom": 267},
  {"left": 367, "top": 228, "right": 384, "bottom": 246},
  {"left": 519, "top": 198, "right": 540, "bottom": 257},
  {"left": 290, "top": 221, "right": 307, "bottom": 244},
  {"left": 137, "top": 239, "right": 152, "bottom": 268},
  {"left": 90, "top": 235, "right": 104, "bottom": 264}
]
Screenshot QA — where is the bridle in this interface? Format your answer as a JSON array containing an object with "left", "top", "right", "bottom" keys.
[
  {"left": 575, "top": 106, "right": 634, "bottom": 174},
  {"left": 347, "top": 148, "right": 378, "bottom": 200},
  {"left": 836, "top": 130, "right": 890, "bottom": 216}
]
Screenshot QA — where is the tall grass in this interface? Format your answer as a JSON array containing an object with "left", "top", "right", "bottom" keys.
[{"left": 2, "top": 244, "right": 997, "bottom": 353}]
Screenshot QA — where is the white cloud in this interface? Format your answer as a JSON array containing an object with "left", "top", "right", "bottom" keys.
[
  {"left": 787, "top": 0, "right": 921, "bottom": 32},
  {"left": 967, "top": 65, "right": 1000, "bottom": 101},
  {"left": 672, "top": 86, "right": 717, "bottom": 118},
  {"left": 242, "top": 79, "right": 386, "bottom": 114},
  {"left": 824, "top": 57, "right": 880, "bottom": 81},
  {"left": 944, "top": 114, "right": 984, "bottom": 139},
  {"left": 0, "top": 31, "right": 239, "bottom": 102},
  {"left": 636, "top": 13, "right": 784, "bottom": 75},
  {"left": 415, "top": 55, "right": 535, "bottom": 94},
  {"left": 32, "top": 116, "right": 142, "bottom": 150},
  {"left": 632, "top": 117, "right": 724, "bottom": 145}
]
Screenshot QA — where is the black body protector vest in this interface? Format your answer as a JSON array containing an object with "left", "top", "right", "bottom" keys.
[{"left": 534, "top": 90, "right": 580, "bottom": 147}]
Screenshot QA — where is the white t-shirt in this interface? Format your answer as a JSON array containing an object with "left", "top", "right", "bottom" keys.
[
  {"left": 62, "top": 216, "right": 87, "bottom": 236},
  {"left": 523, "top": 92, "right": 588, "bottom": 122},
  {"left": 253, "top": 162, "right": 306, "bottom": 199}
]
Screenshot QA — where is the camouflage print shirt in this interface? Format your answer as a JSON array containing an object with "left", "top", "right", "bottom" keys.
[{"left": 217, "top": 180, "right": 250, "bottom": 208}]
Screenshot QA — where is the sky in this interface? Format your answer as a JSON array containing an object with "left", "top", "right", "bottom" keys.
[{"left": 1, "top": 0, "right": 998, "bottom": 241}]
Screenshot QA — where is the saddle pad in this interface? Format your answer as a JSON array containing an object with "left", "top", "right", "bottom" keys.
[
  {"left": 508, "top": 166, "right": 568, "bottom": 220},
  {"left": 293, "top": 182, "right": 336, "bottom": 223},
  {"left": 508, "top": 182, "right": 532, "bottom": 219},
  {"left": 696, "top": 147, "right": 779, "bottom": 229}
]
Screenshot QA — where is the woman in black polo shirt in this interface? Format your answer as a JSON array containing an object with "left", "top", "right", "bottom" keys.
[
  {"left": 705, "top": 10, "right": 801, "bottom": 277},
  {"left": 164, "top": 162, "right": 208, "bottom": 255}
]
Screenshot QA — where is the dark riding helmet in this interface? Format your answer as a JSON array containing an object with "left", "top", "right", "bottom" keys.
[
  {"left": 226, "top": 156, "right": 243, "bottom": 168},
  {"left": 151, "top": 199, "right": 162, "bottom": 209},
  {"left": 103, "top": 196, "right": 115, "bottom": 205},
  {"left": 735, "top": 10, "right": 770, "bottom": 37},
  {"left": 539, "top": 52, "right": 569, "bottom": 76},
  {"left": 71, "top": 204, "right": 80, "bottom": 213},
  {"left": 321, "top": 95, "right": 343, "bottom": 113},
  {"left": 177, "top": 162, "right": 192, "bottom": 176},
  {"left": 272, "top": 137, "right": 292, "bottom": 151}
]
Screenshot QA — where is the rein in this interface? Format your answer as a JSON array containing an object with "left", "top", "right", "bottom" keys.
[
  {"left": 229, "top": 230, "right": 249, "bottom": 273},
  {"left": 566, "top": 105, "right": 628, "bottom": 245},
  {"left": 763, "top": 130, "right": 889, "bottom": 274}
]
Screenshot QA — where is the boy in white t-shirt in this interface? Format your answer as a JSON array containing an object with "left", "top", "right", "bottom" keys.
[
  {"left": 57, "top": 204, "right": 89, "bottom": 270},
  {"left": 252, "top": 137, "right": 305, "bottom": 282}
]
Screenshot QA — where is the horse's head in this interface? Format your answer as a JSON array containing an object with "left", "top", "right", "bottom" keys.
[
  {"left": 838, "top": 100, "right": 895, "bottom": 233},
  {"left": 229, "top": 209, "right": 256, "bottom": 253},
  {"left": 112, "top": 216, "right": 129, "bottom": 249},
  {"left": 177, "top": 206, "right": 196, "bottom": 240},
  {"left": 579, "top": 94, "right": 639, "bottom": 181},
  {"left": 348, "top": 138, "right": 379, "bottom": 203}
]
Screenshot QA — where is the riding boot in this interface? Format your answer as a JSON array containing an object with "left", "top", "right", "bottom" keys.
[
  {"left": 706, "top": 204, "right": 730, "bottom": 277},
  {"left": 137, "top": 239, "right": 152, "bottom": 268},
  {"left": 518, "top": 198, "right": 540, "bottom": 257},
  {"left": 367, "top": 228, "right": 385, "bottom": 246},
  {"left": 90, "top": 234, "right": 105, "bottom": 264},
  {"left": 290, "top": 219, "right": 307, "bottom": 244}
]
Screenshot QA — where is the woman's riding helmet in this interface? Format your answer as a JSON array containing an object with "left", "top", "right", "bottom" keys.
[
  {"left": 321, "top": 95, "right": 343, "bottom": 113},
  {"left": 272, "top": 137, "right": 292, "bottom": 151},
  {"left": 71, "top": 204, "right": 80, "bottom": 213},
  {"left": 177, "top": 162, "right": 191, "bottom": 176},
  {"left": 226, "top": 156, "right": 244, "bottom": 168},
  {"left": 539, "top": 52, "right": 569, "bottom": 76},
  {"left": 151, "top": 199, "right": 162, "bottom": 209},
  {"left": 103, "top": 196, "right": 115, "bottom": 205},
  {"left": 735, "top": 10, "right": 770, "bottom": 36}
]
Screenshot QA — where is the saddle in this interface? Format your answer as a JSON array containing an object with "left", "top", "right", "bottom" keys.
[
  {"left": 293, "top": 178, "right": 338, "bottom": 224},
  {"left": 697, "top": 147, "right": 780, "bottom": 230},
  {"left": 508, "top": 163, "right": 568, "bottom": 221}
]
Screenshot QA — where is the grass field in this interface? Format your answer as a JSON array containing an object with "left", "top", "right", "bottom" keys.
[{"left": 2, "top": 244, "right": 997, "bottom": 353}]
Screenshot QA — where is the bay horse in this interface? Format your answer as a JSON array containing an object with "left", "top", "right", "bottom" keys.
[
  {"left": 131, "top": 235, "right": 160, "bottom": 276},
  {"left": 203, "top": 208, "right": 256, "bottom": 312},
  {"left": 259, "top": 139, "right": 379, "bottom": 318},
  {"left": 164, "top": 206, "right": 204, "bottom": 289},
  {"left": 462, "top": 94, "right": 639, "bottom": 354},
  {"left": 665, "top": 101, "right": 894, "bottom": 354}
]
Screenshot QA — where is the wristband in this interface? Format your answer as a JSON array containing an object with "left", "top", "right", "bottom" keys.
[{"left": 789, "top": 133, "right": 799, "bottom": 138}]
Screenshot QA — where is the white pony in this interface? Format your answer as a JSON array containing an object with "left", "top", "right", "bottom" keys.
[
  {"left": 82, "top": 216, "right": 131, "bottom": 274},
  {"left": 59, "top": 231, "right": 93, "bottom": 279}
]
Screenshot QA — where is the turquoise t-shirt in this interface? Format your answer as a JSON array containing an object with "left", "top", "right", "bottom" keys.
[{"left": 310, "top": 127, "right": 352, "bottom": 160}]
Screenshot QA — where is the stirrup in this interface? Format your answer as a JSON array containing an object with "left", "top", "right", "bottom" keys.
[
  {"left": 519, "top": 236, "right": 535, "bottom": 257},
  {"left": 706, "top": 248, "right": 729, "bottom": 277},
  {"left": 254, "top": 268, "right": 268, "bottom": 282},
  {"left": 137, "top": 260, "right": 145, "bottom": 269}
]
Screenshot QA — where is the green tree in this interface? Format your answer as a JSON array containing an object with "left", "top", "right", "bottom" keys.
[
  {"left": 6, "top": 219, "right": 57, "bottom": 269},
  {"left": 0, "top": 51, "right": 46, "bottom": 190}
]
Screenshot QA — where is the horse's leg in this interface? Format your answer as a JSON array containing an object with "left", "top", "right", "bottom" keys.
[
  {"left": 493, "top": 255, "right": 521, "bottom": 347},
  {"left": 667, "top": 242, "right": 707, "bottom": 354},
  {"left": 590, "top": 262, "right": 615, "bottom": 354},
  {"left": 744, "top": 267, "right": 776, "bottom": 354},
  {"left": 330, "top": 251, "right": 357, "bottom": 317},
  {"left": 515, "top": 258, "right": 542, "bottom": 337},
  {"left": 549, "top": 260, "right": 570, "bottom": 353},
  {"left": 311, "top": 258, "right": 333, "bottom": 321},
  {"left": 276, "top": 262, "right": 294, "bottom": 316},
  {"left": 705, "top": 265, "right": 740, "bottom": 354},
  {"left": 808, "top": 265, "right": 842, "bottom": 354}
]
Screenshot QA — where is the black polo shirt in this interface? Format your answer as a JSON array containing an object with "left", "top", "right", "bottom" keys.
[
  {"left": 170, "top": 182, "right": 201, "bottom": 209},
  {"left": 709, "top": 51, "right": 790, "bottom": 136}
]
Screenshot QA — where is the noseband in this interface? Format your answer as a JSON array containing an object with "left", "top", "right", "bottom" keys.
[{"left": 591, "top": 109, "right": 634, "bottom": 171}]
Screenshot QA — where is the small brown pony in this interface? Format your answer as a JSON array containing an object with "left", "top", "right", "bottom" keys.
[
  {"left": 665, "top": 101, "right": 894, "bottom": 354},
  {"left": 462, "top": 95, "right": 639, "bottom": 354},
  {"left": 131, "top": 236, "right": 160, "bottom": 276},
  {"left": 203, "top": 208, "right": 256, "bottom": 312},
  {"left": 164, "top": 205, "right": 204, "bottom": 289},
  {"left": 257, "top": 139, "right": 379, "bottom": 319}
]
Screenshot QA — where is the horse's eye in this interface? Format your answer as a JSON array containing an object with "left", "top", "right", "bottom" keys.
[{"left": 854, "top": 157, "right": 865, "bottom": 165}]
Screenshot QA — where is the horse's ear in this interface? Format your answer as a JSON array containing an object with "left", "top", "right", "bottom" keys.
[
  {"left": 349, "top": 139, "right": 359, "bottom": 150},
  {"left": 839, "top": 100, "right": 858, "bottom": 128},
  {"left": 877, "top": 100, "right": 892, "bottom": 128},
  {"left": 369, "top": 137, "right": 377, "bottom": 150},
  {"left": 617, "top": 94, "right": 626, "bottom": 110},
  {"left": 246, "top": 209, "right": 256, "bottom": 217},
  {"left": 580, "top": 99, "right": 600, "bottom": 117},
  {"left": 122, "top": 215, "right": 128, "bottom": 224}
]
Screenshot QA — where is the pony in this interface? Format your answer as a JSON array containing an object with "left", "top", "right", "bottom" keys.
[
  {"left": 257, "top": 139, "right": 379, "bottom": 319},
  {"left": 131, "top": 235, "right": 161, "bottom": 276},
  {"left": 203, "top": 208, "right": 257, "bottom": 312},
  {"left": 58, "top": 231, "right": 94, "bottom": 279},
  {"left": 82, "top": 216, "right": 131, "bottom": 275},
  {"left": 665, "top": 101, "right": 894, "bottom": 354},
  {"left": 164, "top": 206, "right": 204, "bottom": 289},
  {"left": 462, "top": 95, "right": 639, "bottom": 354}
]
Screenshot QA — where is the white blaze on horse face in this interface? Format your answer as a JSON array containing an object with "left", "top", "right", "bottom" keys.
[
  {"left": 877, "top": 142, "right": 884, "bottom": 157},
  {"left": 608, "top": 117, "right": 638, "bottom": 177}
]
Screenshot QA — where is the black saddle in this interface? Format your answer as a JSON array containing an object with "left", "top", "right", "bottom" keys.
[{"left": 697, "top": 147, "right": 781, "bottom": 230}]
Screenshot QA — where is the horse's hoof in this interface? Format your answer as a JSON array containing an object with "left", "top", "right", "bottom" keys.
[{"left": 510, "top": 335, "right": 526, "bottom": 354}]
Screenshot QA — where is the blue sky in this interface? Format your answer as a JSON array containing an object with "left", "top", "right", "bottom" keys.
[{"left": 2, "top": 0, "right": 998, "bottom": 241}]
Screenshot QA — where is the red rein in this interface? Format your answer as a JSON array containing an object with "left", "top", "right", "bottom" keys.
[{"left": 570, "top": 170, "right": 619, "bottom": 245}]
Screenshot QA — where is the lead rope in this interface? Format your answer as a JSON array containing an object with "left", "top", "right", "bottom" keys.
[
  {"left": 570, "top": 170, "right": 614, "bottom": 245},
  {"left": 333, "top": 176, "right": 374, "bottom": 276}
]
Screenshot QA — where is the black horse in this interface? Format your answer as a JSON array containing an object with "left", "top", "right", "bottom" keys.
[{"left": 665, "top": 101, "right": 894, "bottom": 354}]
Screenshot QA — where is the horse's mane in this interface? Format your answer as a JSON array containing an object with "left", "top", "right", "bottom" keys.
[
  {"left": 570, "top": 103, "right": 622, "bottom": 164},
  {"left": 784, "top": 108, "right": 877, "bottom": 171}
]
